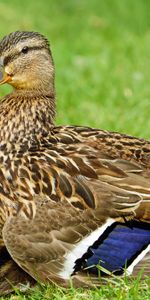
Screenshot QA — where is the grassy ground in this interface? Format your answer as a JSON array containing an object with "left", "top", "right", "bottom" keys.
[
  {"left": 0, "top": 0, "right": 150, "bottom": 299},
  {"left": 3, "top": 276, "right": 150, "bottom": 300}
]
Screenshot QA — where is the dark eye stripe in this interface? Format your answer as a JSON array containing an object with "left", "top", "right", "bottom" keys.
[
  {"left": 4, "top": 53, "right": 19, "bottom": 66},
  {"left": 28, "top": 45, "right": 46, "bottom": 51},
  {"left": 3, "top": 45, "right": 46, "bottom": 66}
]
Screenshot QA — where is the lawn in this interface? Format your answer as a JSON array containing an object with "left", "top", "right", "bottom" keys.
[{"left": 0, "top": 0, "right": 150, "bottom": 299}]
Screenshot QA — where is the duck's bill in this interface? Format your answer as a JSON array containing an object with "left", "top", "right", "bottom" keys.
[{"left": 0, "top": 65, "right": 11, "bottom": 85}]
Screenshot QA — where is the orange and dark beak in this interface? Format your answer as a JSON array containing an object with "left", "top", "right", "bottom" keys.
[{"left": 0, "top": 59, "right": 12, "bottom": 85}]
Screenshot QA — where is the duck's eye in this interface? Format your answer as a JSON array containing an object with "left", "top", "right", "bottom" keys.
[{"left": 21, "top": 46, "right": 29, "bottom": 54}]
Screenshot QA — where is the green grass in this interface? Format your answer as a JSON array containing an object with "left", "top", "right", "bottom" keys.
[
  {"left": 1, "top": 276, "right": 150, "bottom": 300},
  {"left": 0, "top": 0, "right": 150, "bottom": 299}
]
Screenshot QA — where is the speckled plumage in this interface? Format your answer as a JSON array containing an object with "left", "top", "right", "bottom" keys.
[{"left": 0, "top": 31, "right": 149, "bottom": 295}]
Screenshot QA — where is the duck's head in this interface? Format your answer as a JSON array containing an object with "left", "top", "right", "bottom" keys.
[{"left": 0, "top": 31, "right": 54, "bottom": 91}]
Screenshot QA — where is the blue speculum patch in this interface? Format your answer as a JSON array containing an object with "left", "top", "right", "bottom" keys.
[{"left": 74, "top": 221, "right": 150, "bottom": 275}]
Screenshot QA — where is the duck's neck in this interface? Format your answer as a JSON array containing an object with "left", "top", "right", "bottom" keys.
[{"left": 0, "top": 88, "right": 56, "bottom": 143}]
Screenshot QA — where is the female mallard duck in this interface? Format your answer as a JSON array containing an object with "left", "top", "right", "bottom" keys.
[{"left": 0, "top": 31, "right": 149, "bottom": 294}]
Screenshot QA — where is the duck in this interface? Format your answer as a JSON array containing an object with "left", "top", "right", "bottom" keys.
[{"left": 0, "top": 31, "right": 149, "bottom": 294}]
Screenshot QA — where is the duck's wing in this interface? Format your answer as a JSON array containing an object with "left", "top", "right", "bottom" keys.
[
  {"left": 2, "top": 176, "right": 150, "bottom": 287},
  {"left": 2, "top": 127, "right": 150, "bottom": 286}
]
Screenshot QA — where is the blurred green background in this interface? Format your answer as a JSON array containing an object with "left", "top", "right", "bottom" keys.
[{"left": 0, "top": 0, "right": 150, "bottom": 138}]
